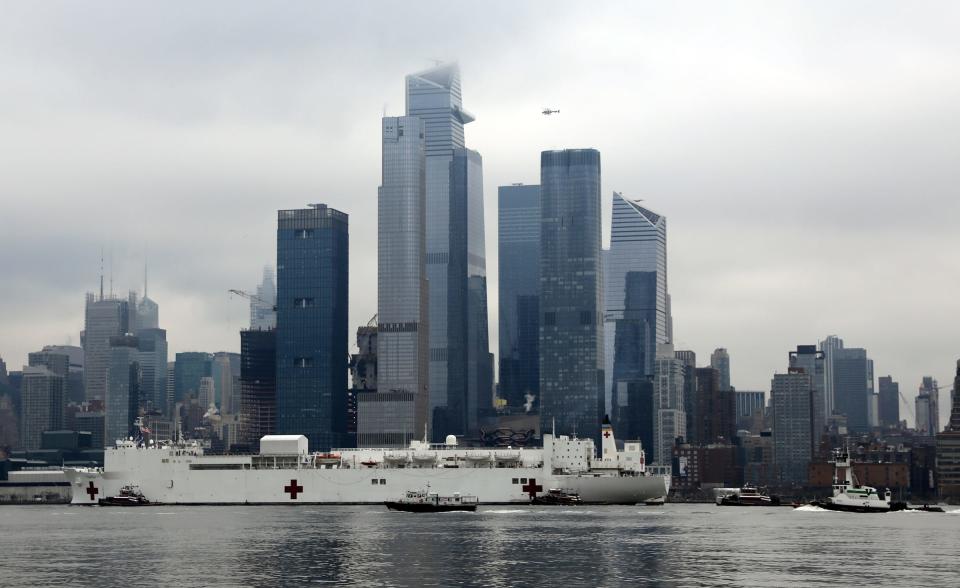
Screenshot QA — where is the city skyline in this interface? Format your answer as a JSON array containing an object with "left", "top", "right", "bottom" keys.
[{"left": 1, "top": 3, "right": 959, "bottom": 421}]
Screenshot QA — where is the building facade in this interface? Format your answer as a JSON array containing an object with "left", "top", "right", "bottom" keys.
[
  {"left": 104, "top": 335, "right": 141, "bottom": 446},
  {"left": 275, "top": 205, "right": 349, "bottom": 451},
  {"left": 936, "top": 360, "right": 960, "bottom": 498},
  {"left": 373, "top": 116, "right": 429, "bottom": 446},
  {"left": 239, "top": 329, "right": 276, "bottom": 450},
  {"left": 174, "top": 352, "right": 212, "bottom": 404},
  {"left": 136, "top": 328, "right": 167, "bottom": 414},
  {"left": 405, "top": 63, "right": 490, "bottom": 440},
  {"left": 82, "top": 293, "right": 129, "bottom": 402},
  {"left": 604, "top": 193, "right": 670, "bottom": 419},
  {"left": 497, "top": 183, "right": 541, "bottom": 411},
  {"left": 653, "top": 344, "right": 686, "bottom": 465},
  {"left": 538, "top": 149, "right": 604, "bottom": 443},
  {"left": 878, "top": 375, "right": 900, "bottom": 428},
  {"left": 771, "top": 370, "right": 814, "bottom": 486},
  {"left": 710, "top": 348, "right": 731, "bottom": 391},
  {"left": 20, "top": 366, "right": 65, "bottom": 451},
  {"left": 831, "top": 346, "right": 873, "bottom": 433},
  {"left": 915, "top": 377, "right": 940, "bottom": 436},
  {"left": 788, "top": 345, "right": 825, "bottom": 445},
  {"left": 250, "top": 266, "right": 277, "bottom": 331}
]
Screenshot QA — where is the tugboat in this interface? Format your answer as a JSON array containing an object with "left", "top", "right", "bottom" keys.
[
  {"left": 385, "top": 489, "right": 478, "bottom": 512},
  {"left": 809, "top": 450, "right": 901, "bottom": 513},
  {"left": 531, "top": 489, "right": 582, "bottom": 505},
  {"left": 716, "top": 485, "right": 781, "bottom": 507},
  {"left": 98, "top": 485, "right": 152, "bottom": 507}
]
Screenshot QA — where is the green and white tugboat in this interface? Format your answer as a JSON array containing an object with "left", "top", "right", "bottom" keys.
[{"left": 810, "top": 450, "right": 903, "bottom": 513}]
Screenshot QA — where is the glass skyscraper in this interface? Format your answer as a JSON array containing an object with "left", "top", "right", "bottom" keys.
[
  {"left": 405, "top": 63, "right": 489, "bottom": 438},
  {"left": 498, "top": 184, "right": 540, "bottom": 411},
  {"left": 539, "top": 149, "right": 604, "bottom": 442},
  {"left": 604, "top": 192, "right": 670, "bottom": 437},
  {"left": 374, "top": 116, "right": 429, "bottom": 446},
  {"left": 275, "top": 204, "right": 349, "bottom": 451},
  {"left": 105, "top": 335, "right": 141, "bottom": 446},
  {"left": 82, "top": 293, "right": 129, "bottom": 402}
]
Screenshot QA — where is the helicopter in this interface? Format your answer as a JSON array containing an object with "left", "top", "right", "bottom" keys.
[{"left": 542, "top": 108, "right": 560, "bottom": 115}]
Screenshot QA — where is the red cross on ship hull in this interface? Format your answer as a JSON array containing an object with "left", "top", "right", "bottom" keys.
[
  {"left": 85, "top": 481, "right": 99, "bottom": 501},
  {"left": 522, "top": 479, "right": 543, "bottom": 499},
  {"left": 284, "top": 479, "right": 304, "bottom": 500}
]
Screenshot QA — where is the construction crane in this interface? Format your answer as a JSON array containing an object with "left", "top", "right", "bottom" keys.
[
  {"left": 228, "top": 289, "right": 277, "bottom": 312},
  {"left": 897, "top": 378, "right": 955, "bottom": 423}
]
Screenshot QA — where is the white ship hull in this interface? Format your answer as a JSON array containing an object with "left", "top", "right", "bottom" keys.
[
  {"left": 66, "top": 466, "right": 666, "bottom": 505},
  {"left": 65, "top": 426, "right": 667, "bottom": 506}
]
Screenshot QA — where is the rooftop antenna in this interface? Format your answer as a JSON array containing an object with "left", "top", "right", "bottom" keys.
[
  {"left": 99, "top": 247, "right": 105, "bottom": 301},
  {"left": 109, "top": 247, "right": 114, "bottom": 298},
  {"left": 143, "top": 258, "right": 148, "bottom": 299}
]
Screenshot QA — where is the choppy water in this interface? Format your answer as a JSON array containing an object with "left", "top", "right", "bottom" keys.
[{"left": 1, "top": 504, "right": 958, "bottom": 586}]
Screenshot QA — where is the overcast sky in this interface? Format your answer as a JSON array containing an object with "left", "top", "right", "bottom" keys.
[{"left": 1, "top": 1, "right": 958, "bottom": 425}]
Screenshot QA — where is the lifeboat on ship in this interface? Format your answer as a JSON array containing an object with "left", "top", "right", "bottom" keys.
[{"left": 314, "top": 453, "right": 341, "bottom": 466}]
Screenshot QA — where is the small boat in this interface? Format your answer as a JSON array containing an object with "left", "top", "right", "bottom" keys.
[
  {"left": 531, "top": 489, "right": 582, "bottom": 506},
  {"left": 909, "top": 504, "right": 945, "bottom": 513},
  {"left": 644, "top": 496, "right": 666, "bottom": 506},
  {"left": 385, "top": 490, "right": 478, "bottom": 513},
  {"left": 717, "top": 486, "right": 781, "bottom": 507},
  {"left": 98, "top": 485, "right": 152, "bottom": 507}
]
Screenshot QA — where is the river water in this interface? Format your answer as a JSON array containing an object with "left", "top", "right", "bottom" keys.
[{"left": 1, "top": 503, "right": 958, "bottom": 586}]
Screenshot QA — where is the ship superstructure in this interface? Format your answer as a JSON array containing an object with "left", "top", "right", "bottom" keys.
[{"left": 66, "top": 420, "right": 667, "bottom": 505}]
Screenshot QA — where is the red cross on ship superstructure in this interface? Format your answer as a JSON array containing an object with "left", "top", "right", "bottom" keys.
[
  {"left": 603, "top": 430, "right": 611, "bottom": 438},
  {"left": 284, "top": 479, "right": 303, "bottom": 500},
  {"left": 86, "top": 481, "right": 99, "bottom": 501},
  {"left": 522, "top": 479, "right": 543, "bottom": 499}
]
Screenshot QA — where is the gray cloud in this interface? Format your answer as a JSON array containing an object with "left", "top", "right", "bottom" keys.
[{"left": 1, "top": 1, "right": 958, "bottom": 425}]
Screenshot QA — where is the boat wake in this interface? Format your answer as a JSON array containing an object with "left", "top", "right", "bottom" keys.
[
  {"left": 485, "top": 509, "right": 527, "bottom": 514},
  {"left": 793, "top": 504, "right": 828, "bottom": 512},
  {"left": 947, "top": 509, "right": 960, "bottom": 514}
]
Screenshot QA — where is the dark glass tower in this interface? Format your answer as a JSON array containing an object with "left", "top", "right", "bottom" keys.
[
  {"left": 498, "top": 184, "right": 540, "bottom": 411},
  {"left": 240, "top": 328, "right": 276, "bottom": 451},
  {"left": 276, "top": 205, "right": 349, "bottom": 451},
  {"left": 539, "top": 149, "right": 604, "bottom": 443}
]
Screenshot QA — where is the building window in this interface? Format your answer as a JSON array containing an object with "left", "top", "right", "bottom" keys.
[
  {"left": 294, "top": 357, "right": 313, "bottom": 368},
  {"left": 294, "top": 298, "right": 315, "bottom": 308},
  {"left": 544, "top": 312, "right": 556, "bottom": 326},
  {"left": 295, "top": 229, "right": 313, "bottom": 239}
]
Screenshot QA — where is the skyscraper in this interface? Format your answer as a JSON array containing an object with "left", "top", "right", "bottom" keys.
[
  {"left": 250, "top": 266, "right": 277, "bottom": 331},
  {"left": 710, "top": 348, "right": 731, "bottom": 391},
  {"left": 674, "top": 350, "right": 697, "bottom": 442},
  {"left": 136, "top": 266, "right": 159, "bottom": 331},
  {"left": 40, "top": 345, "right": 84, "bottom": 404},
  {"left": 405, "top": 63, "right": 489, "bottom": 439},
  {"left": 239, "top": 328, "right": 276, "bottom": 450},
  {"left": 539, "top": 149, "right": 604, "bottom": 443},
  {"left": 497, "top": 183, "right": 540, "bottom": 411},
  {"left": 375, "top": 116, "right": 429, "bottom": 446},
  {"left": 831, "top": 346, "right": 873, "bottom": 432},
  {"left": 105, "top": 335, "right": 141, "bottom": 446},
  {"left": 915, "top": 377, "right": 940, "bottom": 436},
  {"left": 605, "top": 193, "right": 670, "bottom": 415},
  {"left": 771, "top": 370, "right": 814, "bottom": 485},
  {"left": 936, "top": 360, "right": 960, "bottom": 499},
  {"left": 450, "top": 148, "right": 492, "bottom": 436},
  {"left": 82, "top": 292, "right": 129, "bottom": 401},
  {"left": 653, "top": 343, "right": 686, "bottom": 464},
  {"left": 20, "top": 366, "right": 64, "bottom": 451},
  {"left": 819, "top": 335, "right": 844, "bottom": 419},
  {"left": 275, "top": 204, "right": 349, "bottom": 451},
  {"left": 878, "top": 376, "right": 900, "bottom": 428},
  {"left": 212, "top": 352, "right": 241, "bottom": 414},
  {"left": 136, "top": 329, "right": 167, "bottom": 413},
  {"left": 174, "top": 352, "right": 212, "bottom": 404},
  {"left": 693, "top": 366, "right": 736, "bottom": 445},
  {"left": 788, "top": 345, "right": 825, "bottom": 445}
]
